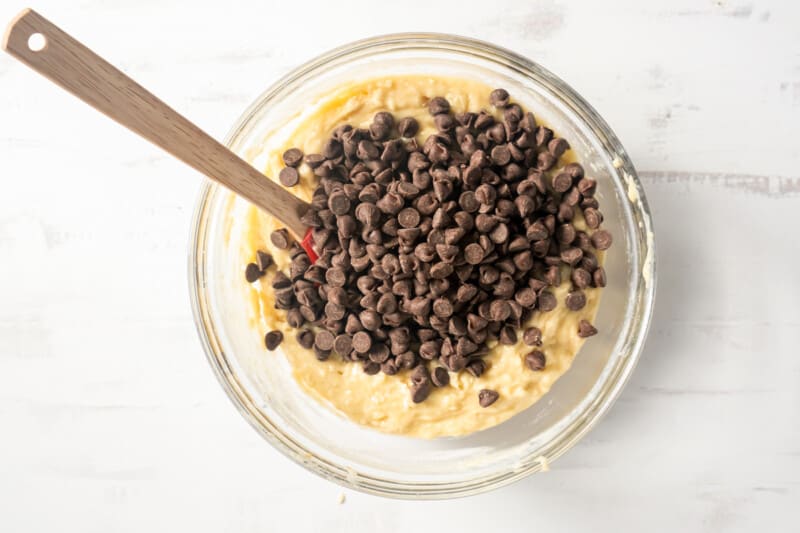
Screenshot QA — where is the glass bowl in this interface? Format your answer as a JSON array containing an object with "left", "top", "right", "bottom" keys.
[{"left": 189, "top": 33, "right": 656, "bottom": 499}]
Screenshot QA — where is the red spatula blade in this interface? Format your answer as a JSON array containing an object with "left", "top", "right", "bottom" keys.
[{"left": 300, "top": 227, "right": 318, "bottom": 263}]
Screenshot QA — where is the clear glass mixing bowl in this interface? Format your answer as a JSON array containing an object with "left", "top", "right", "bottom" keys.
[{"left": 189, "top": 33, "right": 656, "bottom": 499}]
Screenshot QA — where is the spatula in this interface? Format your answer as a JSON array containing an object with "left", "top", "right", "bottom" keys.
[{"left": 3, "top": 8, "right": 318, "bottom": 261}]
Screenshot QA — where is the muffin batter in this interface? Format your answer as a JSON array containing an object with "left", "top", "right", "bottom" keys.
[{"left": 237, "top": 77, "right": 602, "bottom": 438}]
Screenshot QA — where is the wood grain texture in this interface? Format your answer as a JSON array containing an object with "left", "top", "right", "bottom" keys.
[
  {"left": 3, "top": 9, "right": 309, "bottom": 237},
  {"left": 0, "top": 0, "right": 798, "bottom": 532}
]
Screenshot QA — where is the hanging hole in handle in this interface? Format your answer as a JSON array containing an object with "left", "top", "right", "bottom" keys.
[{"left": 27, "top": 33, "right": 46, "bottom": 52}]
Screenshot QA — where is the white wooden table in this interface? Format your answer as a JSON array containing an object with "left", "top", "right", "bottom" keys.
[{"left": 1, "top": 1, "right": 798, "bottom": 531}]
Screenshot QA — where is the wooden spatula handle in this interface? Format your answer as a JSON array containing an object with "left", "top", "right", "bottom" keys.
[{"left": 3, "top": 8, "right": 309, "bottom": 237}]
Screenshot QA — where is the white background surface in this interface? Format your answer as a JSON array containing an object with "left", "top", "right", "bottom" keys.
[{"left": 1, "top": 0, "right": 798, "bottom": 531}]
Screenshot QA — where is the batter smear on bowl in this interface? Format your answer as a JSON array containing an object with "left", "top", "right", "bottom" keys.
[{"left": 239, "top": 77, "right": 611, "bottom": 438}]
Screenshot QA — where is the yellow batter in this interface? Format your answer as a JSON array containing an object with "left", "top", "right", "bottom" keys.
[{"left": 238, "top": 77, "right": 602, "bottom": 438}]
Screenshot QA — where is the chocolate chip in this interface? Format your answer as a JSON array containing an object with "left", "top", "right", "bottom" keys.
[
  {"left": 418, "top": 340, "right": 439, "bottom": 360},
  {"left": 314, "top": 346, "right": 331, "bottom": 361},
  {"left": 538, "top": 290, "right": 557, "bottom": 312},
  {"left": 552, "top": 172, "right": 572, "bottom": 193},
  {"left": 455, "top": 112, "right": 476, "bottom": 127},
  {"left": 360, "top": 309, "right": 381, "bottom": 331},
  {"left": 489, "top": 300, "right": 511, "bottom": 321},
  {"left": 583, "top": 208, "right": 603, "bottom": 229},
  {"left": 270, "top": 229, "right": 290, "bottom": 249},
  {"left": 331, "top": 334, "right": 352, "bottom": 355},
  {"left": 474, "top": 215, "right": 497, "bottom": 236},
  {"left": 514, "top": 287, "right": 537, "bottom": 309},
  {"left": 264, "top": 330, "right": 283, "bottom": 351},
  {"left": 433, "top": 181, "right": 454, "bottom": 204},
  {"left": 526, "top": 220, "right": 549, "bottom": 241},
  {"left": 381, "top": 140, "right": 403, "bottom": 162},
  {"left": 432, "top": 297, "right": 454, "bottom": 318},
  {"left": 490, "top": 88, "right": 510, "bottom": 108},
  {"left": 410, "top": 364, "right": 432, "bottom": 393},
  {"left": 519, "top": 112, "right": 537, "bottom": 133},
  {"left": 490, "top": 144, "right": 512, "bottom": 166},
  {"left": 245, "top": 263, "right": 262, "bottom": 283},
  {"left": 456, "top": 337, "right": 478, "bottom": 357},
  {"left": 435, "top": 244, "right": 459, "bottom": 262},
  {"left": 593, "top": 266, "right": 607, "bottom": 287},
  {"left": 453, "top": 286, "right": 475, "bottom": 306},
  {"left": 565, "top": 290, "right": 587, "bottom": 311},
  {"left": 432, "top": 367, "right": 450, "bottom": 387},
  {"left": 473, "top": 111, "right": 493, "bottom": 130},
  {"left": 548, "top": 137, "right": 569, "bottom": 158},
  {"left": 296, "top": 329, "right": 314, "bottom": 349},
  {"left": 300, "top": 208, "right": 322, "bottom": 229},
  {"left": 430, "top": 262, "right": 454, "bottom": 279},
  {"left": 571, "top": 268, "right": 591, "bottom": 289},
  {"left": 313, "top": 330, "right": 334, "bottom": 352},
  {"left": 282, "top": 148, "right": 303, "bottom": 167},
  {"left": 462, "top": 165, "right": 482, "bottom": 187},
  {"left": 328, "top": 191, "right": 351, "bottom": 216},
  {"left": 478, "top": 389, "right": 499, "bottom": 407},
  {"left": 523, "top": 327, "right": 542, "bottom": 346},
  {"left": 577, "top": 177, "right": 597, "bottom": 196},
  {"left": 559, "top": 188, "right": 579, "bottom": 209},
  {"left": 496, "top": 199, "right": 515, "bottom": 218},
  {"left": 434, "top": 113, "right": 455, "bottom": 132},
  {"left": 255, "top": 251, "right": 273, "bottom": 272},
  {"left": 377, "top": 192, "right": 404, "bottom": 215},
  {"left": 325, "top": 267, "right": 346, "bottom": 287},
  {"left": 537, "top": 151, "right": 556, "bottom": 171},
  {"left": 398, "top": 207, "right": 420, "bottom": 229},
  {"left": 381, "top": 360, "right": 399, "bottom": 375},
  {"left": 369, "top": 343, "right": 391, "bottom": 363},
  {"left": 525, "top": 350, "right": 546, "bottom": 371},
  {"left": 357, "top": 140, "right": 379, "bottom": 161},
  {"left": 359, "top": 360, "right": 379, "bottom": 374},
  {"left": 414, "top": 242, "right": 436, "bottom": 263},
  {"left": 564, "top": 162, "right": 584, "bottom": 179},
  {"left": 370, "top": 122, "right": 390, "bottom": 142},
  {"left": 428, "top": 96, "right": 450, "bottom": 115},
  {"left": 578, "top": 319, "right": 598, "bottom": 338},
  {"left": 279, "top": 166, "right": 299, "bottom": 187},
  {"left": 410, "top": 379, "right": 432, "bottom": 403},
  {"left": 489, "top": 222, "right": 509, "bottom": 244},
  {"left": 352, "top": 331, "right": 372, "bottom": 353},
  {"left": 286, "top": 308, "right": 304, "bottom": 328},
  {"left": 534, "top": 126, "right": 553, "bottom": 148},
  {"left": 376, "top": 292, "right": 398, "bottom": 314},
  {"left": 591, "top": 230, "right": 613, "bottom": 250},
  {"left": 444, "top": 227, "right": 466, "bottom": 245},
  {"left": 396, "top": 351, "right": 416, "bottom": 369},
  {"left": 513, "top": 251, "right": 534, "bottom": 271},
  {"left": 368, "top": 112, "right": 392, "bottom": 129},
  {"left": 343, "top": 314, "right": 362, "bottom": 335},
  {"left": 444, "top": 316, "right": 465, "bottom": 337},
  {"left": 398, "top": 117, "right": 419, "bottom": 138},
  {"left": 504, "top": 103, "right": 523, "bottom": 122},
  {"left": 479, "top": 265, "right": 499, "bottom": 285},
  {"left": 560, "top": 247, "right": 584, "bottom": 267},
  {"left": 298, "top": 305, "right": 317, "bottom": 323},
  {"left": 320, "top": 138, "right": 341, "bottom": 159},
  {"left": 303, "top": 153, "right": 324, "bottom": 168},
  {"left": 499, "top": 325, "right": 517, "bottom": 345},
  {"left": 574, "top": 231, "right": 592, "bottom": 252},
  {"left": 463, "top": 358, "right": 484, "bottom": 377}
]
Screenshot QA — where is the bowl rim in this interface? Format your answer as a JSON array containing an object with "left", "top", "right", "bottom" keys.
[{"left": 188, "top": 32, "right": 657, "bottom": 499}]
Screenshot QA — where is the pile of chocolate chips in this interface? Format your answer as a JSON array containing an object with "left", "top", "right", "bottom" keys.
[{"left": 246, "top": 88, "right": 611, "bottom": 406}]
